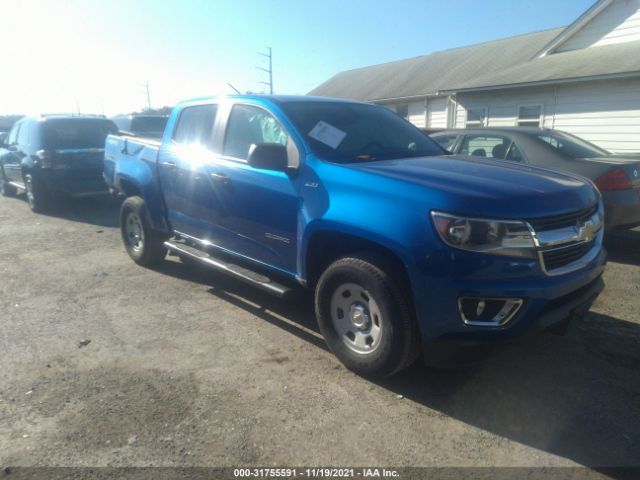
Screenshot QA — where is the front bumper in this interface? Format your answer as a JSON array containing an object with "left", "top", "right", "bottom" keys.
[{"left": 410, "top": 242, "right": 607, "bottom": 349}]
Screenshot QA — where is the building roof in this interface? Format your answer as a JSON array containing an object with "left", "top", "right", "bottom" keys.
[
  {"left": 308, "top": 28, "right": 563, "bottom": 101},
  {"left": 309, "top": 8, "right": 640, "bottom": 100},
  {"left": 444, "top": 40, "right": 640, "bottom": 92}
]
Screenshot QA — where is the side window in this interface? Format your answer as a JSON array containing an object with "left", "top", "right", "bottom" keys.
[
  {"left": 8, "top": 123, "right": 21, "bottom": 145},
  {"left": 172, "top": 104, "right": 217, "bottom": 147},
  {"left": 517, "top": 105, "right": 542, "bottom": 127},
  {"left": 432, "top": 134, "right": 458, "bottom": 151},
  {"left": 17, "top": 121, "right": 30, "bottom": 146},
  {"left": 223, "top": 104, "right": 288, "bottom": 161},
  {"left": 506, "top": 143, "right": 525, "bottom": 162},
  {"left": 465, "top": 108, "right": 487, "bottom": 127},
  {"left": 459, "top": 135, "right": 510, "bottom": 159}
]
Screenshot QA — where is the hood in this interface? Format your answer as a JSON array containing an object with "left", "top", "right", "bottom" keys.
[{"left": 346, "top": 155, "right": 599, "bottom": 219}]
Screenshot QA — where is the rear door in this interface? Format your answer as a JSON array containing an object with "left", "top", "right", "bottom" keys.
[
  {"left": 42, "top": 119, "right": 118, "bottom": 191},
  {"left": 2, "top": 122, "right": 26, "bottom": 183},
  {"left": 157, "top": 103, "right": 219, "bottom": 238}
]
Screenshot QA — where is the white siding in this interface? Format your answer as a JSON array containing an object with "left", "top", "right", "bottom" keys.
[
  {"left": 427, "top": 97, "right": 448, "bottom": 128},
  {"left": 377, "top": 98, "right": 450, "bottom": 128},
  {"left": 407, "top": 101, "right": 426, "bottom": 128},
  {"left": 456, "top": 77, "right": 640, "bottom": 153},
  {"left": 557, "top": 0, "right": 640, "bottom": 52}
]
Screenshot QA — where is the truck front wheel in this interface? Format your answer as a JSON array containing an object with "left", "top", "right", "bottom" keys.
[
  {"left": 315, "top": 255, "right": 419, "bottom": 378},
  {"left": 120, "top": 196, "right": 167, "bottom": 266}
]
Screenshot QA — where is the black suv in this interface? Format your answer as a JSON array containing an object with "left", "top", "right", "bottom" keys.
[{"left": 0, "top": 115, "right": 117, "bottom": 212}]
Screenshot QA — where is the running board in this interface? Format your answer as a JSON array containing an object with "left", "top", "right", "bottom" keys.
[
  {"left": 163, "top": 240, "right": 291, "bottom": 298},
  {"left": 9, "top": 181, "right": 25, "bottom": 191}
]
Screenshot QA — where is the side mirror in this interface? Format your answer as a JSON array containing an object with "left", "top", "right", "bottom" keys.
[
  {"left": 0, "top": 133, "right": 7, "bottom": 148},
  {"left": 248, "top": 143, "right": 288, "bottom": 171}
]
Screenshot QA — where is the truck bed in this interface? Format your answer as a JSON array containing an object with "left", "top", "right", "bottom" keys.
[{"left": 103, "top": 133, "right": 161, "bottom": 193}]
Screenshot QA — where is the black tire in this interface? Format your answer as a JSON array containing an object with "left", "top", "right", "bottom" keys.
[
  {"left": 0, "top": 170, "right": 17, "bottom": 197},
  {"left": 315, "top": 254, "right": 420, "bottom": 378},
  {"left": 120, "top": 196, "right": 167, "bottom": 266},
  {"left": 24, "top": 173, "right": 49, "bottom": 213}
]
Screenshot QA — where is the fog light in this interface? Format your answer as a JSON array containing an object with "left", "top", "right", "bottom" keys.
[{"left": 458, "top": 297, "right": 523, "bottom": 326}]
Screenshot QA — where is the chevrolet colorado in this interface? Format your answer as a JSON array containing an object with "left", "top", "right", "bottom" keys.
[{"left": 104, "top": 95, "right": 606, "bottom": 377}]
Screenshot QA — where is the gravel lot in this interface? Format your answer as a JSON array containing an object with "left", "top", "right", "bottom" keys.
[{"left": 0, "top": 194, "right": 639, "bottom": 469}]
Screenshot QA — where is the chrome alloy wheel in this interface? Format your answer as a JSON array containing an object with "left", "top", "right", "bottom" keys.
[
  {"left": 125, "top": 212, "right": 145, "bottom": 252},
  {"left": 330, "top": 282, "right": 383, "bottom": 354}
]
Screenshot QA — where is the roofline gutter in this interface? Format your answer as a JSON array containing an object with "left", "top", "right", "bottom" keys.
[
  {"left": 533, "top": 0, "right": 612, "bottom": 58},
  {"left": 439, "top": 70, "right": 640, "bottom": 94},
  {"left": 371, "top": 93, "right": 444, "bottom": 103}
]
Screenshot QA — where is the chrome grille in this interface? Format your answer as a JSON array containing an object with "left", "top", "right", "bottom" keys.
[
  {"left": 542, "top": 240, "right": 595, "bottom": 272},
  {"left": 528, "top": 204, "right": 598, "bottom": 232}
]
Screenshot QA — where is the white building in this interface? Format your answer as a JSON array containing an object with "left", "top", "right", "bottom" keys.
[{"left": 309, "top": 0, "right": 640, "bottom": 154}]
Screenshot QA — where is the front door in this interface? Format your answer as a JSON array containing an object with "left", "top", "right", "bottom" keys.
[{"left": 205, "top": 103, "right": 300, "bottom": 273}]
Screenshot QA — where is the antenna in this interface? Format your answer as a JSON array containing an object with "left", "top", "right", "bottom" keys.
[
  {"left": 256, "top": 47, "right": 273, "bottom": 94},
  {"left": 227, "top": 83, "right": 242, "bottom": 94}
]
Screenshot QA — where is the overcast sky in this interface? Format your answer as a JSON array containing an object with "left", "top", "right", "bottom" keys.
[{"left": 0, "top": 0, "right": 594, "bottom": 116}]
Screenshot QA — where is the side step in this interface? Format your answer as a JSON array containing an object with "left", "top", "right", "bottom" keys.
[{"left": 163, "top": 240, "right": 291, "bottom": 298}]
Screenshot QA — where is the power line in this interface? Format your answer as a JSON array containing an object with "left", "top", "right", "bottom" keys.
[{"left": 256, "top": 47, "right": 273, "bottom": 95}]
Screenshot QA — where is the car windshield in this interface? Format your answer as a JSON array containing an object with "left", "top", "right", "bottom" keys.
[
  {"left": 534, "top": 131, "right": 609, "bottom": 158},
  {"left": 42, "top": 119, "right": 118, "bottom": 149},
  {"left": 280, "top": 101, "right": 445, "bottom": 163},
  {"left": 131, "top": 116, "right": 168, "bottom": 136}
]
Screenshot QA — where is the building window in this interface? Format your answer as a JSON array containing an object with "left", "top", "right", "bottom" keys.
[
  {"left": 395, "top": 103, "right": 409, "bottom": 119},
  {"left": 517, "top": 105, "right": 542, "bottom": 127},
  {"left": 465, "top": 107, "right": 487, "bottom": 127}
]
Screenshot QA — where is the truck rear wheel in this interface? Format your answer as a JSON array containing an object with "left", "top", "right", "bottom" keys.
[
  {"left": 120, "top": 196, "right": 167, "bottom": 266},
  {"left": 314, "top": 255, "right": 419, "bottom": 378}
]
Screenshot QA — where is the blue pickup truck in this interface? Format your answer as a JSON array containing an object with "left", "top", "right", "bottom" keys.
[{"left": 104, "top": 95, "right": 606, "bottom": 377}]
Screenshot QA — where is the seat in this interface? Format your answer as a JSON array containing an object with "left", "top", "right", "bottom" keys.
[
  {"left": 471, "top": 148, "right": 486, "bottom": 157},
  {"left": 491, "top": 143, "right": 508, "bottom": 159}
]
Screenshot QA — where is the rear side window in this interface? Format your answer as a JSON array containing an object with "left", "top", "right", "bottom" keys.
[
  {"left": 17, "top": 121, "right": 31, "bottom": 146},
  {"left": 42, "top": 119, "right": 117, "bottom": 149},
  {"left": 223, "top": 104, "right": 288, "bottom": 160},
  {"left": 460, "top": 135, "right": 510, "bottom": 159},
  {"left": 8, "top": 124, "right": 20, "bottom": 145},
  {"left": 172, "top": 105, "right": 217, "bottom": 147},
  {"left": 432, "top": 134, "right": 458, "bottom": 151}
]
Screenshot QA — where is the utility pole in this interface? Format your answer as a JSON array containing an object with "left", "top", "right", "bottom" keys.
[
  {"left": 144, "top": 81, "right": 151, "bottom": 111},
  {"left": 257, "top": 47, "right": 273, "bottom": 94}
]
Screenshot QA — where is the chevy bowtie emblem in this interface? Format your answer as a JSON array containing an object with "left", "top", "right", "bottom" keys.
[{"left": 576, "top": 219, "right": 596, "bottom": 242}]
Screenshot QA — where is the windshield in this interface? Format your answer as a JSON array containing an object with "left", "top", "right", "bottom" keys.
[
  {"left": 280, "top": 101, "right": 445, "bottom": 163},
  {"left": 42, "top": 119, "right": 117, "bottom": 149},
  {"left": 534, "top": 131, "right": 609, "bottom": 159},
  {"left": 131, "top": 116, "right": 168, "bottom": 136}
]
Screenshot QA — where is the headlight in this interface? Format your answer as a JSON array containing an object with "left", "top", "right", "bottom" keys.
[{"left": 431, "top": 211, "right": 536, "bottom": 258}]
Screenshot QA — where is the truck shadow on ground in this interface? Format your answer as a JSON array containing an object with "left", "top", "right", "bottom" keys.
[
  {"left": 31, "top": 194, "right": 121, "bottom": 228},
  {"left": 153, "top": 257, "right": 640, "bottom": 468},
  {"left": 604, "top": 227, "right": 640, "bottom": 267}
]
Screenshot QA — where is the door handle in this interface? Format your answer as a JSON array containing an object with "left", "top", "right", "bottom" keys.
[
  {"left": 210, "top": 172, "right": 229, "bottom": 183},
  {"left": 161, "top": 161, "right": 176, "bottom": 170}
]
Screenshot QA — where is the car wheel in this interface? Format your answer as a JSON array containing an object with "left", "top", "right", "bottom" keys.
[
  {"left": 0, "top": 171, "right": 17, "bottom": 197},
  {"left": 120, "top": 196, "right": 167, "bottom": 266},
  {"left": 315, "top": 255, "right": 419, "bottom": 377},
  {"left": 24, "top": 174, "right": 48, "bottom": 212}
]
